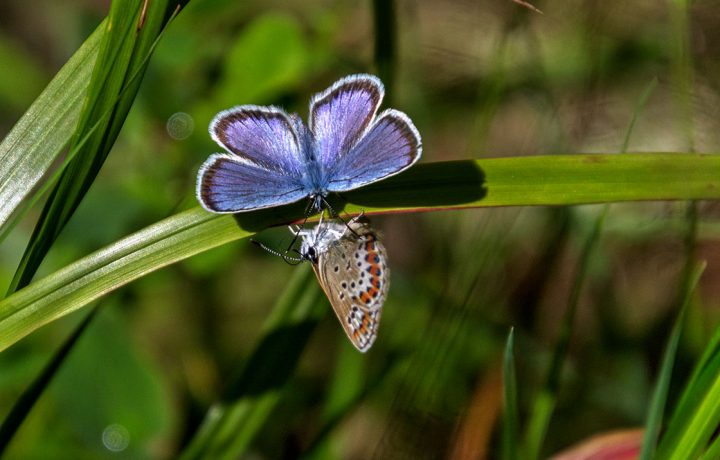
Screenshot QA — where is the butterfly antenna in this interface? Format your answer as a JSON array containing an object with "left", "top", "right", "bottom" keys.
[{"left": 251, "top": 239, "right": 303, "bottom": 264}]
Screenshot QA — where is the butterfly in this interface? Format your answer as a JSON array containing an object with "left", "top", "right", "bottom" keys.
[
  {"left": 196, "top": 74, "right": 422, "bottom": 214},
  {"left": 296, "top": 216, "right": 389, "bottom": 352}
]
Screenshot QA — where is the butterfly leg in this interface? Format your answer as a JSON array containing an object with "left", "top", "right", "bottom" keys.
[
  {"left": 283, "top": 195, "right": 321, "bottom": 254},
  {"left": 320, "top": 195, "right": 362, "bottom": 237}
]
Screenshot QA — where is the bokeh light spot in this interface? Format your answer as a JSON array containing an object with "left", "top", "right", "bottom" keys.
[
  {"left": 166, "top": 112, "right": 194, "bottom": 140},
  {"left": 102, "top": 423, "right": 130, "bottom": 452}
]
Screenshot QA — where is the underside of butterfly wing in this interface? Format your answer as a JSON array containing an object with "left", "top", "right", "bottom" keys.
[{"left": 314, "top": 224, "right": 390, "bottom": 352}]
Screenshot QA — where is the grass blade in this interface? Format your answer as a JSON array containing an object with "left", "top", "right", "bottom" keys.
[
  {"left": 641, "top": 196, "right": 699, "bottom": 458},
  {"left": 7, "top": 0, "right": 175, "bottom": 293},
  {"left": 0, "top": 23, "right": 103, "bottom": 232},
  {"left": 0, "top": 154, "right": 719, "bottom": 352},
  {"left": 640, "top": 261, "right": 705, "bottom": 460},
  {"left": 502, "top": 328, "right": 519, "bottom": 460},
  {"left": 0, "top": 3, "right": 182, "bottom": 453},
  {"left": 0, "top": 306, "right": 100, "bottom": 454},
  {"left": 345, "top": 153, "right": 720, "bottom": 214},
  {"left": 639, "top": 293, "right": 688, "bottom": 458},
  {"left": 656, "top": 269, "right": 720, "bottom": 460},
  {"left": 0, "top": 208, "right": 245, "bottom": 352}
]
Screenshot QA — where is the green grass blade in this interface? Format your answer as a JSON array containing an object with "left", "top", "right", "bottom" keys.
[
  {"left": 0, "top": 208, "right": 246, "bottom": 352},
  {"left": 669, "top": 320, "right": 720, "bottom": 425},
  {"left": 701, "top": 432, "right": 720, "bottom": 460},
  {"left": 0, "top": 154, "right": 719, "bottom": 351},
  {"left": 640, "top": 198, "right": 699, "bottom": 459},
  {"left": 179, "top": 266, "right": 324, "bottom": 459},
  {"left": 0, "top": 306, "right": 99, "bottom": 454},
  {"left": 0, "top": 5, "right": 181, "bottom": 250},
  {"left": 653, "top": 262, "right": 710, "bottom": 460},
  {"left": 502, "top": 328, "right": 519, "bottom": 460},
  {"left": 0, "top": 5, "right": 183, "bottom": 453},
  {"left": 670, "top": 355, "right": 720, "bottom": 460},
  {"left": 7, "top": 0, "right": 173, "bottom": 294},
  {"left": 638, "top": 270, "right": 695, "bottom": 460},
  {"left": 621, "top": 77, "right": 658, "bottom": 153},
  {"left": 0, "top": 23, "right": 103, "bottom": 232},
  {"left": 344, "top": 153, "right": 720, "bottom": 214}
]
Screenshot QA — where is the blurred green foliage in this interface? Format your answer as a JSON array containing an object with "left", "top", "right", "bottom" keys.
[{"left": 0, "top": 0, "right": 719, "bottom": 459}]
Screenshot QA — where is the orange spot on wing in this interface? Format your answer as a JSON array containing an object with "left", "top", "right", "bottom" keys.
[{"left": 359, "top": 292, "right": 372, "bottom": 304}]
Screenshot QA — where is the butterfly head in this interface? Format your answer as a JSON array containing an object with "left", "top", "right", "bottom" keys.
[{"left": 299, "top": 242, "right": 319, "bottom": 264}]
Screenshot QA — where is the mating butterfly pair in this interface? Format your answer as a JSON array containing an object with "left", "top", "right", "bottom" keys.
[{"left": 197, "top": 74, "right": 420, "bottom": 351}]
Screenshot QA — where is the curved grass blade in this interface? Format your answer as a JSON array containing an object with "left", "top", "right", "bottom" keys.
[
  {"left": 0, "top": 6, "right": 180, "bottom": 248},
  {"left": 640, "top": 198, "right": 699, "bottom": 459},
  {"left": 663, "top": 312, "right": 720, "bottom": 459},
  {"left": 0, "top": 154, "right": 719, "bottom": 352},
  {"left": 655, "top": 209, "right": 719, "bottom": 459},
  {"left": 0, "top": 4, "right": 184, "bottom": 455},
  {"left": 7, "top": 0, "right": 176, "bottom": 294},
  {"left": 0, "top": 207, "right": 245, "bottom": 352},
  {"left": 0, "top": 23, "right": 103, "bottom": 232},
  {"left": 640, "top": 261, "right": 706, "bottom": 460},
  {"left": 656, "top": 289, "right": 720, "bottom": 460}
]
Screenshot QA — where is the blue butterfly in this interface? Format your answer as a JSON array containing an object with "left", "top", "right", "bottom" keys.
[{"left": 196, "top": 74, "right": 422, "bottom": 214}]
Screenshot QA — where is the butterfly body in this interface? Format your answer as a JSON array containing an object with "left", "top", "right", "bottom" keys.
[
  {"left": 298, "top": 219, "right": 389, "bottom": 352},
  {"left": 197, "top": 74, "right": 422, "bottom": 213}
]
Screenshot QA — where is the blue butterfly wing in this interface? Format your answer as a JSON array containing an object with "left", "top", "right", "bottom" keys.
[
  {"left": 198, "top": 106, "right": 313, "bottom": 212},
  {"left": 197, "top": 154, "right": 310, "bottom": 212},
  {"left": 309, "top": 74, "right": 384, "bottom": 173},
  {"left": 325, "top": 109, "right": 422, "bottom": 192}
]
